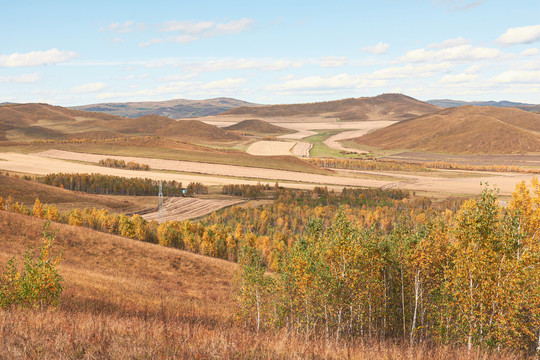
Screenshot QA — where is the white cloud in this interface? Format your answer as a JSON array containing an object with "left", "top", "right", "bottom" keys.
[
  {"left": 439, "top": 73, "right": 478, "bottom": 83},
  {"left": 200, "top": 77, "right": 246, "bottom": 89},
  {"left": 368, "top": 63, "right": 454, "bottom": 79},
  {"left": 71, "top": 82, "right": 108, "bottom": 93},
  {"left": 206, "top": 18, "right": 254, "bottom": 36},
  {"left": 183, "top": 58, "right": 305, "bottom": 73},
  {"left": 266, "top": 74, "right": 385, "bottom": 91},
  {"left": 319, "top": 56, "right": 349, "bottom": 68},
  {"left": 96, "top": 81, "right": 193, "bottom": 100},
  {"left": 464, "top": 64, "right": 484, "bottom": 74},
  {"left": 144, "top": 18, "right": 254, "bottom": 47},
  {"left": 428, "top": 37, "right": 471, "bottom": 49},
  {"left": 0, "top": 49, "right": 77, "bottom": 67},
  {"left": 496, "top": 24, "right": 540, "bottom": 46},
  {"left": 101, "top": 21, "right": 144, "bottom": 33},
  {"left": 520, "top": 48, "right": 539, "bottom": 56},
  {"left": 397, "top": 44, "right": 500, "bottom": 63},
  {"left": 160, "top": 20, "right": 214, "bottom": 34},
  {"left": 0, "top": 73, "right": 40, "bottom": 83},
  {"left": 172, "top": 35, "right": 200, "bottom": 44},
  {"left": 435, "top": 0, "right": 484, "bottom": 10},
  {"left": 360, "top": 42, "right": 389, "bottom": 55},
  {"left": 139, "top": 38, "right": 165, "bottom": 47},
  {"left": 492, "top": 70, "right": 540, "bottom": 83}
]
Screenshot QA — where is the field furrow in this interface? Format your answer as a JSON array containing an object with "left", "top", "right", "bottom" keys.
[{"left": 143, "top": 197, "right": 244, "bottom": 223}]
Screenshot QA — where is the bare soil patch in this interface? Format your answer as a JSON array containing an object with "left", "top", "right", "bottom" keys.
[{"left": 246, "top": 141, "right": 296, "bottom": 156}]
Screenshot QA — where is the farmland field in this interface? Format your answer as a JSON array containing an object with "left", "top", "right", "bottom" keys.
[
  {"left": 0, "top": 149, "right": 537, "bottom": 196},
  {"left": 142, "top": 197, "right": 244, "bottom": 223}
]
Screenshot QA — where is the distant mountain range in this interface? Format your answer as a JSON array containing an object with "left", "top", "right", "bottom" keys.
[
  {"left": 427, "top": 99, "right": 540, "bottom": 112},
  {"left": 71, "top": 97, "right": 259, "bottom": 118}
]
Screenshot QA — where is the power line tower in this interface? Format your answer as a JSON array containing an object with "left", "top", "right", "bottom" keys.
[{"left": 158, "top": 180, "right": 164, "bottom": 223}]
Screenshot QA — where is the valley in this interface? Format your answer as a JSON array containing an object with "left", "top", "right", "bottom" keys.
[{"left": 1, "top": 93, "right": 539, "bottom": 359}]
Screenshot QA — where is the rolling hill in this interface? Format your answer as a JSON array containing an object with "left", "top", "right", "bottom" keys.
[
  {"left": 220, "top": 93, "right": 441, "bottom": 121},
  {"left": 0, "top": 103, "right": 243, "bottom": 143},
  {"left": 223, "top": 119, "right": 291, "bottom": 135},
  {"left": 72, "top": 97, "right": 259, "bottom": 118},
  {"left": 353, "top": 106, "right": 540, "bottom": 154},
  {"left": 428, "top": 99, "right": 540, "bottom": 113}
]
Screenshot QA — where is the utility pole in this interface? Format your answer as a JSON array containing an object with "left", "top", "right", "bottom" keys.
[{"left": 158, "top": 180, "right": 164, "bottom": 223}]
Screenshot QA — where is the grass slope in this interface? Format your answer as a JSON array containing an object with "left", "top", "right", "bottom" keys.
[
  {"left": 0, "top": 174, "right": 150, "bottom": 213},
  {"left": 354, "top": 106, "right": 540, "bottom": 154},
  {"left": 0, "top": 211, "right": 521, "bottom": 359},
  {"left": 222, "top": 93, "right": 441, "bottom": 121}
]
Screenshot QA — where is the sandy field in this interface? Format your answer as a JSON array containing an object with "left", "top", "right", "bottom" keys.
[
  {"left": 0, "top": 150, "right": 537, "bottom": 196},
  {"left": 142, "top": 197, "right": 243, "bottom": 223},
  {"left": 246, "top": 141, "right": 296, "bottom": 156}
]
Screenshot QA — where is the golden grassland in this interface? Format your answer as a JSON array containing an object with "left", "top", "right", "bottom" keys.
[
  {"left": 354, "top": 106, "right": 540, "bottom": 154},
  {"left": 0, "top": 211, "right": 527, "bottom": 359}
]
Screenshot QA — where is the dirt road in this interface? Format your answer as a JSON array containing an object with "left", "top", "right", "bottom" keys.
[{"left": 323, "top": 121, "right": 397, "bottom": 154}]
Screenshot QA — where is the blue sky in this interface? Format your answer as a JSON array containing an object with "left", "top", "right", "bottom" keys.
[{"left": 1, "top": 0, "right": 540, "bottom": 106}]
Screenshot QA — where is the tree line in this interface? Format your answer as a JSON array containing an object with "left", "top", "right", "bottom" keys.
[
  {"left": 39, "top": 173, "right": 184, "bottom": 196},
  {"left": 222, "top": 183, "right": 274, "bottom": 199},
  {"left": 98, "top": 158, "right": 150, "bottom": 171}
]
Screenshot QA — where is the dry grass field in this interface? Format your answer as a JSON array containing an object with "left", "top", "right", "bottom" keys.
[
  {"left": 0, "top": 211, "right": 525, "bottom": 359},
  {"left": 354, "top": 106, "right": 540, "bottom": 154}
]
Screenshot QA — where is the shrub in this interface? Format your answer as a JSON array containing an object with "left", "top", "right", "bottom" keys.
[{"left": 0, "top": 221, "right": 63, "bottom": 309}]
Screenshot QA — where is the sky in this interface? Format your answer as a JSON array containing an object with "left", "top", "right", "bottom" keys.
[{"left": 1, "top": 0, "right": 540, "bottom": 106}]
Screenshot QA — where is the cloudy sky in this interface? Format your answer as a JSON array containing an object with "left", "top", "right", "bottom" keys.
[{"left": 2, "top": 0, "right": 540, "bottom": 106}]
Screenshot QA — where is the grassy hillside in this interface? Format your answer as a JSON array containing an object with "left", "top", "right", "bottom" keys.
[
  {"left": 222, "top": 93, "right": 441, "bottom": 121},
  {"left": 0, "top": 211, "right": 521, "bottom": 359},
  {"left": 0, "top": 103, "right": 244, "bottom": 144},
  {"left": 354, "top": 105, "right": 540, "bottom": 154},
  {"left": 224, "top": 119, "right": 291, "bottom": 135},
  {"left": 0, "top": 174, "right": 153, "bottom": 213}
]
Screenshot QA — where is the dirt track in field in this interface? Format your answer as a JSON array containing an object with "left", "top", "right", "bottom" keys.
[
  {"left": 0, "top": 150, "right": 537, "bottom": 196},
  {"left": 142, "top": 197, "right": 243, "bottom": 223},
  {"left": 323, "top": 121, "right": 398, "bottom": 154}
]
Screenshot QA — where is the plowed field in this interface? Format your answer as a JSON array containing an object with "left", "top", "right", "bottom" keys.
[{"left": 142, "top": 197, "right": 243, "bottom": 223}]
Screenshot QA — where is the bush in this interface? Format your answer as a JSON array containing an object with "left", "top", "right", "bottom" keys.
[{"left": 0, "top": 221, "right": 63, "bottom": 309}]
